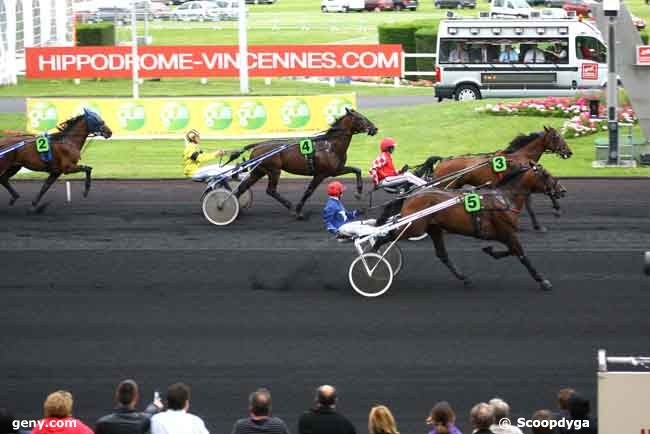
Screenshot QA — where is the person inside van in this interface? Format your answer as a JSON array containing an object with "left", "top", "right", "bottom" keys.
[
  {"left": 549, "top": 43, "right": 568, "bottom": 63},
  {"left": 524, "top": 45, "right": 546, "bottom": 63},
  {"left": 448, "top": 42, "right": 469, "bottom": 63},
  {"left": 499, "top": 45, "right": 519, "bottom": 63},
  {"left": 577, "top": 40, "right": 593, "bottom": 60}
]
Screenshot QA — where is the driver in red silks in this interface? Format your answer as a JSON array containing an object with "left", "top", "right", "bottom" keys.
[{"left": 370, "top": 137, "right": 427, "bottom": 188}]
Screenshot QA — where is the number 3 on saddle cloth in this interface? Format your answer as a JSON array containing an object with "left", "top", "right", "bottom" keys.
[
  {"left": 35, "top": 134, "right": 53, "bottom": 163},
  {"left": 299, "top": 138, "right": 316, "bottom": 174}
]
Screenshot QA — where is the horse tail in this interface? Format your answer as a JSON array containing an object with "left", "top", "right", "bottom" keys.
[
  {"left": 224, "top": 142, "right": 259, "bottom": 164},
  {"left": 413, "top": 155, "right": 443, "bottom": 178}
]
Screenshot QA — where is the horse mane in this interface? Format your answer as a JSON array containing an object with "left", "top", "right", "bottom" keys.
[
  {"left": 49, "top": 114, "right": 85, "bottom": 139},
  {"left": 504, "top": 132, "right": 542, "bottom": 154},
  {"left": 495, "top": 165, "right": 529, "bottom": 187}
]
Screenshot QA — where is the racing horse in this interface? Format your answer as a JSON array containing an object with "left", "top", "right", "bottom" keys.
[
  {"left": 0, "top": 109, "right": 112, "bottom": 212},
  {"left": 432, "top": 126, "right": 572, "bottom": 231},
  {"left": 395, "top": 161, "right": 566, "bottom": 290},
  {"left": 228, "top": 108, "right": 377, "bottom": 219}
]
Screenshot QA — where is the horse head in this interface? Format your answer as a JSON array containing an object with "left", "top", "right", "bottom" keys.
[
  {"left": 342, "top": 108, "right": 377, "bottom": 136},
  {"left": 83, "top": 108, "right": 112, "bottom": 138},
  {"left": 542, "top": 126, "right": 572, "bottom": 159},
  {"left": 528, "top": 161, "right": 567, "bottom": 211}
]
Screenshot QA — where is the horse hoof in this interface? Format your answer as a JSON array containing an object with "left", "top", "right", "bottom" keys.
[
  {"left": 540, "top": 280, "right": 553, "bottom": 291},
  {"left": 354, "top": 192, "right": 363, "bottom": 200},
  {"left": 462, "top": 278, "right": 473, "bottom": 288},
  {"left": 553, "top": 210, "right": 562, "bottom": 218},
  {"left": 295, "top": 213, "right": 305, "bottom": 221},
  {"left": 535, "top": 226, "right": 548, "bottom": 233},
  {"left": 83, "top": 190, "right": 90, "bottom": 198},
  {"left": 32, "top": 202, "right": 50, "bottom": 214},
  {"left": 482, "top": 246, "right": 494, "bottom": 256},
  {"left": 9, "top": 197, "right": 18, "bottom": 206}
]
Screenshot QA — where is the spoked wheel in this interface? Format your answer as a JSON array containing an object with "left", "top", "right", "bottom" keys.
[
  {"left": 202, "top": 188, "right": 240, "bottom": 226},
  {"left": 375, "top": 243, "right": 404, "bottom": 276},
  {"left": 228, "top": 181, "right": 253, "bottom": 209},
  {"left": 348, "top": 253, "right": 394, "bottom": 298}
]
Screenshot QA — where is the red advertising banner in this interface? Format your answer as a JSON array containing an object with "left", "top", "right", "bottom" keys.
[
  {"left": 637, "top": 45, "right": 650, "bottom": 65},
  {"left": 26, "top": 45, "right": 403, "bottom": 79}
]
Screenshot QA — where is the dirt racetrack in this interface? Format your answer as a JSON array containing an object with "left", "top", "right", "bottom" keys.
[{"left": 1, "top": 178, "right": 648, "bottom": 434}]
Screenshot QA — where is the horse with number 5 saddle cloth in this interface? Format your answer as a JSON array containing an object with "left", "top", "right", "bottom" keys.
[
  {"left": 431, "top": 126, "right": 573, "bottom": 232},
  {"left": 0, "top": 109, "right": 112, "bottom": 212}
]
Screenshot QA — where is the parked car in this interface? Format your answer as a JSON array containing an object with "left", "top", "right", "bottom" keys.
[
  {"left": 562, "top": 0, "right": 590, "bottom": 17},
  {"left": 490, "top": 0, "right": 532, "bottom": 17},
  {"left": 435, "top": 0, "right": 475, "bottom": 8},
  {"left": 167, "top": 0, "right": 191, "bottom": 5},
  {"left": 171, "top": 1, "right": 220, "bottom": 20},
  {"left": 321, "top": 0, "right": 364, "bottom": 11},
  {"left": 209, "top": 0, "right": 242, "bottom": 19},
  {"left": 393, "top": 0, "right": 418, "bottom": 10},
  {"left": 245, "top": 0, "right": 276, "bottom": 3},
  {"left": 147, "top": 1, "right": 173, "bottom": 19},
  {"left": 543, "top": 0, "right": 564, "bottom": 7},
  {"left": 92, "top": 7, "right": 132, "bottom": 25},
  {"left": 365, "top": 0, "right": 395, "bottom": 10},
  {"left": 632, "top": 14, "right": 646, "bottom": 30}
]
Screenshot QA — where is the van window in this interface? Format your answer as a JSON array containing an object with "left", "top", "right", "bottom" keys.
[
  {"left": 576, "top": 36, "right": 606, "bottom": 63},
  {"left": 493, "top": 0, "right": 503, "bottom": 6},
  {"left": 439, "top": 38, "right": 569, "bottom": 64}
]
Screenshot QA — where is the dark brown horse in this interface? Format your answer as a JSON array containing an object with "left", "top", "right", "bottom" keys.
[
  {"left": 0, "top": 109, "right": 112, "bottom": 212},
  {"left": 432, "top": 126, "right": 572, "bottom": 231},
  {"left": 229, "top": 108, "right": 377, "bottom": 219},
  {"left": 395, "top": 161, "right": 566, "bottom": 290}
]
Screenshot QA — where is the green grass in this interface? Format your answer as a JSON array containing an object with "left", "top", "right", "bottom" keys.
[{"left": 3, "top": 103, "right": 648, "bottom": 179}]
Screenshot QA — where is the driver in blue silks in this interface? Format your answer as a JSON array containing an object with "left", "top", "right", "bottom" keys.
[{"left": 323, "top": 181, "right": 360, "bottom": 234}]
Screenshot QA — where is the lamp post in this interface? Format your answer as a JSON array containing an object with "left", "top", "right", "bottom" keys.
[{"left": 603, "top": 0, "right": 619, "bottom": 165}]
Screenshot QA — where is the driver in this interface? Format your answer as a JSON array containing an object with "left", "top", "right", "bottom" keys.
[
  {"left": 370, "top": 138, "right": 427, "bottom": 188},
  {"left": 323, "top": 181, "right": 376, "bottom": 238},
  {"left": 183, "top": 129, "right": 226, "bottom": 177}
]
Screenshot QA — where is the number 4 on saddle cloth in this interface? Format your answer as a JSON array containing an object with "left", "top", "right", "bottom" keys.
[
  {"left": 35, "top": 135, "right": 52, "bottom": 162},
  {"left": 299, "top": 138, "right": 316, "bottom": 174}
]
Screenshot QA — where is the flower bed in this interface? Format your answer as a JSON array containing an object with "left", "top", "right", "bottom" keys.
[{"left": 475, "top": 96, "right": 638, "bottom": 138}]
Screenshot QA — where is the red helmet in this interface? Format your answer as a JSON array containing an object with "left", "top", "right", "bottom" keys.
[
  {"left": 380, "top": 137, "right": 397, "bottom": 152},
  {"left": 327, "top": 181, "right": 346, "bottom": 197}
]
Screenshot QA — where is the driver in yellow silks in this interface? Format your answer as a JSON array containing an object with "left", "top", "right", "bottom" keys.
[{"left": 183, "top": 129, "right": 226, "bottom": 177}]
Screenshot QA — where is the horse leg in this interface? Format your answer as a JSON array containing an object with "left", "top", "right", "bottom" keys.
[
  {"left": 265, "top": 167, "right": 293, "bottom": 211},
  {"left": 428, "top": 225, "right": 472, "bottom": 286},
  {"left": 336, "top": 166, "right": 363, "bottom": 199},
  {"left": 505, "top": 233, "right": 552, "bottom": 291},
  {"left": 525, "top": 195, "right": 546, "bottom": 232},
  {"left": 294, "top": 174, "right": 326, "bottom": 220},
  {"left": 32, "top": 171, "right": 61, "bottom": 212},
  {"left": 1, "top": 166, "right": 22, "bottom": 205},
  {"left": 64, "top": 165, "right": 93, "bottom": 197}
]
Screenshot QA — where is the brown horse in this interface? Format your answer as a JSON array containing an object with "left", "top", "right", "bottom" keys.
[
  {"left": 229, "top": 108, "right": 377, "bottom": 219},
  {"left": 432, "top": 126, "right": 572, "bottom": 231},
  {"left": 0, "top": 109, "right": 112, "bottom": 212},
  {"left": 395, "top": 161, "right": 566, "bottom": 291}
]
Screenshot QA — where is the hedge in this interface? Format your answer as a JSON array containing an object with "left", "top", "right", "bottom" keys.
[
  {"left": 414, "top": 27, "right": 437, "bottom": 80},
  {"left": 641, "top": 30, "right": 649, "bottom": 45},
  {"left": 378, "top": 19, "right": 439, "bottom": 78},
  {"left": 76, "top": 23, "right": 116, "bottom": 46}
]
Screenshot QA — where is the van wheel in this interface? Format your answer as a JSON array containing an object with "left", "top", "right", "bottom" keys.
[
  {"left": 455, "top": 84, "right": 481, "bottom": 101},
  {"left": 395, "top": 3, "right": 403, "bottom": 10},
  {"left": 435, "top": 2, "right": 441, "bottom": 7},
  {"left": 321, "top": 5, "right": 327, "bottom": 11},
  {"left": 343, "top": 6, "right": 349, "bottom": 11}
]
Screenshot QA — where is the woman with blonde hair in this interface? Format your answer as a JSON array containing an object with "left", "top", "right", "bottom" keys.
[
  {"left": 426, "top": 402, "right": 463, "bottom": 434},
  {"left": 368, "top": 405, "right": 399, "bottom": 434},
  {"left": 31, "top": 390, "right": 93, "bottom": 434}
]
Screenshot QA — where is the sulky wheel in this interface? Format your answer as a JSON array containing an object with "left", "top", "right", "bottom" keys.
[
  {"left": 645, "top": 251, "right": 650, "bottom": 276},
  {"left": 348, "top": 253, "right": 394, "bottom": 298},
  {"left": 202, "top": 188, "right": 240, "bottom": 226},
  {"left": 375, "top": 243, "right": 404, "bottom": 276},
  {"left": 228, "top": 181, "right": 253, "bottom": 210}
]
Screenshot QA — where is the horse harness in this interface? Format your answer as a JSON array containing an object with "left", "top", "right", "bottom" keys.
[{"left": 298, "top": 137, "right": 334, "bottom": 175}]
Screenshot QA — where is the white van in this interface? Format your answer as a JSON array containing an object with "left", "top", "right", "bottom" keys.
[
  {"left": 490, "top": 0, "right": 533, "bottom": 18},
  {"left": 321, "top": 0, "right": 364, "bottom": 12},
  {"left": 434, "top": 16, "right": 608, "bottom": 100}
]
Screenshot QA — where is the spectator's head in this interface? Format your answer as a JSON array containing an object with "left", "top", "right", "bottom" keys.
[
  {"left": 470, "top": 403, "right": 494, "bottom": 431},
  {"left": 43, "top": 391, "right": 74, "bottom": 418},
  {"left": 114, "top": 379, "right": 139, "bottom": 408},
  {"left": 315, "top": 385, "right": 337, "bottom": 409},
  {"left": 166, "top": 383, "right": 191, "bottom": 411},
  {"left": 531, "top": 409, "right": 553, "bottom": 434},
  {"left": 368, "top": 405, "right": 399, "bottom": 434},
  {"left": 557, "top": 388, "right": 575, "bottom": 411},
  {"left": 567, "top": 394, "right": 590, "bottom": 420},
  {"left": 488, "top": 398, "right": 511, "bottom": 421},
  {"left": 456, "top": 42, "right": 465, "bottom": 51},
  {"left": 249, "top": 388, "right": 272, "bottom": 417},
  {"left": 426, "top": 401, "right": 456, "bottom": 434},
  {"left": 0, "top": 408, "right": 18, "bottom": 433},
  {"left": 505, "top": 45, "right": 513, "bottom": 52}
]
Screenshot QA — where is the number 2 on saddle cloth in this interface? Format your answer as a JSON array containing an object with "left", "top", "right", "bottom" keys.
[
  {"left": 35, "top": 135, "right": 53, "bottom": 163},
  {"left": 299, "top": 138, "right": 316, "bottom": 174}
]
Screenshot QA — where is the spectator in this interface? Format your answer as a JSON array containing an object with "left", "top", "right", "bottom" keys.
[
  {"left": 0, "top": 408, "right": 30, "bottom": 434},
  {"left": 151, "top": 383, "right": 209, "bottom": 434},
  {"left": 556, "top": 388, "right": 575, "bottom": 420},
  {"left": 531, "top": 410, "right": 554, "bottom": 434},
  {"left": 524, "top": 45, "right": 546, "bottom": 63},
  {"left": 298, "top": 385, "right": 356, "bottom": 434},
  {"left": 448, "top": 43, "right": 469, "bottom": 63},
  {"left": 470, "top": 403, "right": 495, "bottom": 434},
  {"left": 550, "top": 43, "right": 568, "bottom": 63},
  {"left": 368, "top": 405, "right": 398, "bottom": 434},
  {"left": 489, "top": 398, "right": 522, "bottom": 434},
  {"left": 31, "top": 390, "right": 93, "bottom": 434},
  {"left": 426, "top": 402, "right": 462, "bottom": 434},
  {"left": 231, "top": 388, "right": 290, "bottom": 434},
  {"left": 499, "top": 45, "right": 519, "bottom": 63},
  {"left": 566, "top": 395, "right": 596, "bottom": 434},
  {"left": 96, "top": 379, "right": 162, "bottom": 434}
]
